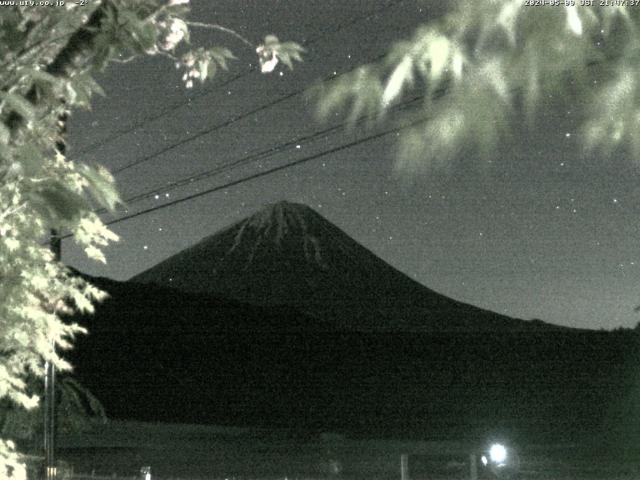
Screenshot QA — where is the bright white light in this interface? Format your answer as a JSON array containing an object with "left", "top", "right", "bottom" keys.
[
  {"left": 489, "top": 444, "right": 507, "bottom": 464},
  {"left": 566, "top": 6, "right": 583, "bottom": 36},
  {"left": 481, "top": 455, "right": 488, "bottom": 466}
]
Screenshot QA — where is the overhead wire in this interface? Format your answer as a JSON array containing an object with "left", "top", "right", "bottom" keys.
[
  {"left": 54, "top": 0, "right": 421, "bottom": 245},
  {"left": 73, "top": 0, "right": 408, "bottom": 161},
  {"left": 69, "top": 54, "right": 619, "bottom": 238},
  {"left": 110, "top": 51, "right": 387, "bottom": 175},
  {"left": 59, "top": 107, "right": 428, "bottom": 242},
  {"left": 104, "top": 117, "right": 427, "bottom": 229},
  {"left": 117, "top": 94, "right": 424, "bottom": 208}
]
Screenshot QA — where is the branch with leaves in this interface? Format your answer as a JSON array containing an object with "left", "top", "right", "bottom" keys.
[
  {"left": 318, "top": 2, "right": 640, "bottom": 171},
  {"left": 0, "top": 0, "right": 302, "bottom": 476}
]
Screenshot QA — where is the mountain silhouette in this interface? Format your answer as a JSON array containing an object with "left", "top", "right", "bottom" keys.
[
  {"left": 67, "top": 272, "right": 640, "bottom": 442},
  {"left": 66, "top": 202, "right": 640, "bottom": 443},
  {"left": 132, "top": 201, "right": 559, "bottom": 333}
]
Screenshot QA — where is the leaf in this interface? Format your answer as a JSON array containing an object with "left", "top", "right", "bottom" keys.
[
  {"left": 29, "top": 69, "right": 64, "bottom": 99},
  {"left": 92, "top": 45, "right": 113, "bottom": 70},
  {"left": 421, "top": 32, "right": 451, "bottom": 84},
  {"left": 209, "top": 47, "right": 235, "bottom": 70},
  {"left": 65, "top": 81, "right": 77, "bottom": 104},
  {"left": 29, "top": 69, "right": 59, "bottom": 87},
  {"left": 76, "top": 74, "right": 105, "bottom": 97},
  {"left": 84, "top": 245, "right": 106, "bottom": 264},
  {"left": 317, "top": 67, "right": 383, "bottom": 126},
  {"left": 0, "top": 123, "right": 10, "bottom": 145},
  {"left": 16, "top": 144, "right": 43, "bottom": 177},
  {"left": 566, "top": 5, "right": 583, "bottom": 36},
  {"left": 264, "top": 35, "right": 280, "bottom": 47},
  {"left": 30, "top": 182, "right": 88, "bottom": 223},
  {"left": 382, "top": 54, "right": 413, "bottom": 107},
  {"left": 136, "top": 21, "right": 158, "bottom": 52},
  {"left": 0, "top": 92, "right": 34, "bottom": 121},
  {"left": 79, "top": 164, "right": 121, "bottom": 212},
  {"left": 199, "top": 59, "right": 210, "bottom": 81},
  {"left": 275, "top": 41, "right": 304, "bottom": 70},
  {"left": 68, "top": 74, "right": 105, "bottom": 108},
  {"left": 257, "top": 36, "right": 303, "bottom": 72}
]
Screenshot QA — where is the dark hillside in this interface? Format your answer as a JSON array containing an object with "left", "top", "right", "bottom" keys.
[
  {"left": 67, "top": 202, "right": 640, "bottom": 444},
  {"left": 68, "top": 275, "right": 640, "bottom": 443}
]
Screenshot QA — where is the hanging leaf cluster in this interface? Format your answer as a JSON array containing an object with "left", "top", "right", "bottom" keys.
[{"left": 318, "top": 2, "right": 640, "bottom": 171}]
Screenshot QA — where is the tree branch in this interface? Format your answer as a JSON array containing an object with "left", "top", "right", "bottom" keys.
[{"left": 186, "top": 21, "right": 254, "bottom": 49}]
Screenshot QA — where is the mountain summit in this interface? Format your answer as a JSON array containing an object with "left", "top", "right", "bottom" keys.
[{"left": 132, "top": 201, "right": 553, "bottom": 332}]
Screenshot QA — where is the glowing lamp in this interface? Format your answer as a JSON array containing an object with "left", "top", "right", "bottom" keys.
[{"left": 489, "top": 443, "right": 507, "bottom": 465}]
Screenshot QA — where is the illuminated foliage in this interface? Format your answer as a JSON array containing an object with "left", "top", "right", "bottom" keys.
[
  {"left": 319, "top": 2, "right": 640, "bottom": 171},
  {"left": 0, "top": 1, "right": 301, "bottom": 476}
]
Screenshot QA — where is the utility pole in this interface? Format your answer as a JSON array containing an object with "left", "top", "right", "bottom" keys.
[
  {"left": 43, "top": 106, "right": 69, "bottom": 480},
  {"left": 44, "top": 111, "right": 66, "bottom": 479},
  {"left": 44, "top": 229, "right": 60, "bottom": 480}
]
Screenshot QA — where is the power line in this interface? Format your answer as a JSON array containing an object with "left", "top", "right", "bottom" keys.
[
  {"left": 110, "top": 0, "right": 410, "bottom": 175},
  {"left": 112, "top": 52, "right": 387, "bottom": 175},
  {"left": 74, "top": 72, "right": 248, "bottom": 158},
  {"left": 106, "top": 120, "right": 422, "bottom": 227},
  {"left": 117, "top": 95, "right": 424, "bottom": 207},
  {"left": 74, "top": 0, "right": 407, "bottom": 160},
  {"left": 61, "top": 115, "right": 425, "bottom": 242},
  {"left": 80, "top": 57, "right": 619, "bottom": 232}
]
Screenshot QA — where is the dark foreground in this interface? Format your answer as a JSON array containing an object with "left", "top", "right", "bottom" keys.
[{"left": 55, "top": 420, "right": 640, "bottom": 480}]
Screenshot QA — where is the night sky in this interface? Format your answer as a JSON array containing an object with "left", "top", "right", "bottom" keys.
[{"left": 64, "top": 0, "right": 640, "bottom": 330}]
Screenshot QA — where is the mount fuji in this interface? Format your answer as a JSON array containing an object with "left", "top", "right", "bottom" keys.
[
  {"left": 132, "top": 200, "right": 558, "bottom": 332},
  {"left": 66, "top": 202, "right": 638, "bottom": 439}
]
